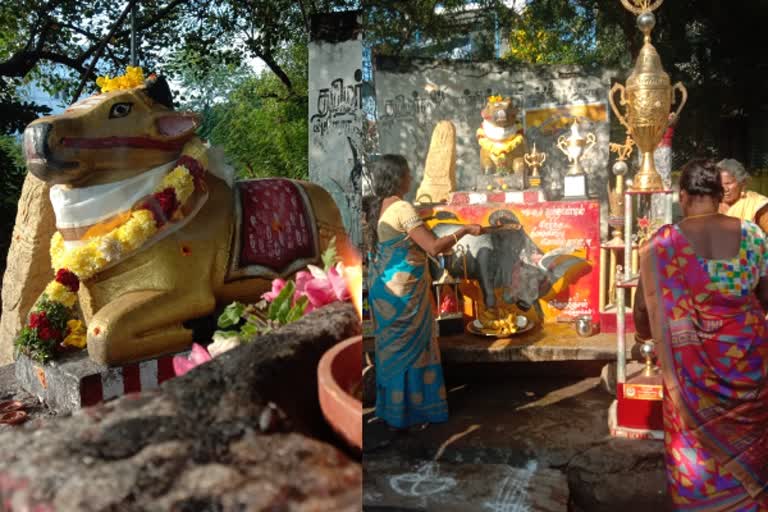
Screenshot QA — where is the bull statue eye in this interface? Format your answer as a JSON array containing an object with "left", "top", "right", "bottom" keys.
[{"left": 109, "top": 102, "right": 132, "bottom": 118}]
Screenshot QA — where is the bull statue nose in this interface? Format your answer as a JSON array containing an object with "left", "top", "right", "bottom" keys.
[
  {"left": 495, "top": 111, "right": 507, "bottom": 122},
  {"left": 23, "top": 122, "right": 52, "bottom": 163},
  {"left": 22, "top": 122, "right": 77, "bottom": 183}
]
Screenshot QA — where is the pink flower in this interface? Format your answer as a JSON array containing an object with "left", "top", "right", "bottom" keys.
[
  {"left": 300, "top": 263, "right": 350, "bottom": 308},
  {"left": 172, "top": 343, "right": 212, "bottom": 377},
  {"left": 261, "top": 278, "right": 287, "bottom": 302},
  {"left": 327, "top": 264, "right": 350, "bottom": 302},
  {"left": 304, "top": 278, "right": 337, "bottom": 307}
]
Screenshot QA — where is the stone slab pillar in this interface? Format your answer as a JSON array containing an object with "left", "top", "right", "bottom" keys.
[
  {"left": 0, "top": 173, "right": 57, "bottom": 364},
  {"left": 308, "top": 11, "right": 363, "bottom": 249}
]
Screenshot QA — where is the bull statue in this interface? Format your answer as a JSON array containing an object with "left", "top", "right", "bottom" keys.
[
  {"left": 10, "top": 72, "right": 344, "bottom": 366},
  {"left": 430, "top": 210, "right": 588, "bottom": 317}
]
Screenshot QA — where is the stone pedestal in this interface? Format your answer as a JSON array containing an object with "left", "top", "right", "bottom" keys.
[{"left": 15, "top": 349, "right": 186, "bottom": 414}]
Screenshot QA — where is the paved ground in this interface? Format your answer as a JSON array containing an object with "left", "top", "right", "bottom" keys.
[{"left": 362, "top": 364, "right": 670, "bottom": 512}]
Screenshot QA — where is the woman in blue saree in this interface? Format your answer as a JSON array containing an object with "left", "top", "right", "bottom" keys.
[{"left": 364, "top": 154, "right": 483, "bottom": 433}]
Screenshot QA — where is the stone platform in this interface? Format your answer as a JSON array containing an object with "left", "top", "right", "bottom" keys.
[
  {"left": 15, "top": 349, "right": 188, "bottom": 414},
  {"left": 364, "top": 323, "right": 625, "bottom": 363}
]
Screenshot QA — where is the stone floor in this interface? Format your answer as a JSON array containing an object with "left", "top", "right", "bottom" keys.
[{"left": 362, "top": 364, "right": 670, "bottom": 512}]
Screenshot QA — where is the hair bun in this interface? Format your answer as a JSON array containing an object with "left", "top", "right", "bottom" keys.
[{"left": 679, "top": 159, "right": 723, "bottom": 200}]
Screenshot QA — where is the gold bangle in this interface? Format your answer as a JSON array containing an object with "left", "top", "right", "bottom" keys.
[{"left": 452, "top": 233, "right": 459, "bottom": 244}]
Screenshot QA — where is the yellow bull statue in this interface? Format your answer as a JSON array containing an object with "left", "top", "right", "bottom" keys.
[{"left": 11, "top": 75, "right": 344, "bottom": 366}]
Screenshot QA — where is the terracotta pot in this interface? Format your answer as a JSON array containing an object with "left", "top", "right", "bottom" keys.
[{"left": 317, "top": 335, "right": 362, "bottom": 450}]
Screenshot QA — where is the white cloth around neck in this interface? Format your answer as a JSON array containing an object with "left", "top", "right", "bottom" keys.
[{"left": 49, "top": 161, "right": 176, "bottom": 229}]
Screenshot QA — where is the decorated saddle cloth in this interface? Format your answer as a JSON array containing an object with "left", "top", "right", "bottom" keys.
[
  {"left": 231, "top": 178, "right": 319, "bottom": 278},
  {"left": 367, "top": 200, "right": 448, "bottom": 429},
  {"left": 640, "top": 222, "right": 768, "bottom": 511}
]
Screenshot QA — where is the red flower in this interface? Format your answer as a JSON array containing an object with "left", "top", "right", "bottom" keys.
[
  {"left": 638, "top": 217, "right": 650, "bottom": 229},
  {"left": 29, "top": 311, "right": 49, "bottom": 329},
  {"left": 141, "top": 188, "right": 178, "bottom": 227},
  {"left": 55, "top": 268, "right": 80, "bottom": 292},
  {"left": 38, "top": 326, "right": 61, "bottom": 341}
]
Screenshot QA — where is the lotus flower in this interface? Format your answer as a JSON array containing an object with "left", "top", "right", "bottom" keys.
[
  {"left": 261, "top": 278, "right": 287, "bottom": 302},
  {"left": 172, "top": 343, "right": 212, "bottom": 377},
  {"left": 298, "top": 263, "right": 350, "bottom": 310}
]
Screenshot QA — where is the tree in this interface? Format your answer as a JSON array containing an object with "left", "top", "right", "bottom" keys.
[
  {"left": 364, "top": 1, "right": 515, "bottom": 60},
  {"left": 199, "top": 42, "right": 311, "bottom": 180},
  {"left": 500, "top": 0, "right": 768, "bottom": 168}
]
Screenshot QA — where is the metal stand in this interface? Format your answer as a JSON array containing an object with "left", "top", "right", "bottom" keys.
[{"left": 611, "top": 188, "right": 673, "bottom": 439}]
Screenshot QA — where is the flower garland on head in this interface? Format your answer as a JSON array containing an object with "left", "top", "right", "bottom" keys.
[
  {"left": 96, "top": 66, "right": 145, "bottom": 93},
  {"left": 15, "top": 137, "right": 209, "bottom": 363}
]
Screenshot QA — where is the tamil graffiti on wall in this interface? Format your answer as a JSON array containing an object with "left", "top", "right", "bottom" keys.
[
  {"left": 373, "top": 59, "right": 615, "bottom": 201},
  {"left": 308, "top": 15, "right": 364, "bottom": 248}
]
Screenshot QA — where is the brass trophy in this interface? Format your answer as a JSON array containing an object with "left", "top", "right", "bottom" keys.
[
  {"left": 609, "top": 0, "right": 687, "bottom": 192},
  {"left": 556, "top": 120, "right": 596, "bottom": 198},
  {"left": 524, "top": 143, "right": 546, "bottom": 189}
]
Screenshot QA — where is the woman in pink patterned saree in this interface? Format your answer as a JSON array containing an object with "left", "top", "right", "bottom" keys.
[{"left": 634, "top": 159, "right": 768, "bottom": 511}]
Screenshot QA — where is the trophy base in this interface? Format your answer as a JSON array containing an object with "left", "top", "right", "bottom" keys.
[
  {"left": 563, "top": 175, "right": 587, "bottom": 199},
  {"left": 630, "top": 173, "right": 665, "bottom": 192},
  {"left": 631, "top": 153, "right": 665, "bottom": 191},
  {"left": 528, "top": 177, "right": 541, "bottom": 189}
]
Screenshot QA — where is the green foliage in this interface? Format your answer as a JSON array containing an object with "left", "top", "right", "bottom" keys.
[
  {"left": 321, "top": 236, "right": 339, "bottom": 271},
  {"left": 217, "top": 301, "right": 246, "bottom": 329},
  {"left": 199, "top": 43, "right": 310, "bottom": 180},
  {"left": 366, "top": 1, "right": 510, "bottom": 60},
  {"left": 215, "top": 272, "right": 312, "bottom": 342},
  {"left": 14, "top": 297, "right": 72, "bottom": 364},
  {"left": 502, "top": 1, "right": 632, "bottom": 67},
  {"left": 15, "top": 326, "right": 54, "bottom": 363}
]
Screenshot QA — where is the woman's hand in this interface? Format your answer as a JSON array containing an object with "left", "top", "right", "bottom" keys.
[{"left": 464, "top": 224, "right": 484, "bottom": 236}]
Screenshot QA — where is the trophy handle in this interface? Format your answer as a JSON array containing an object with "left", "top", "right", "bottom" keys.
[
  {"left": 609, "top": 83, "right": 631, "bottom": 132},
  {"left": 670, "top": 82, "right": 687, "bottom": 124},
  {"left": 556, "top": 135, "right": 569, "bottom": 158},
  {"left": 540, "top": 152, "right": 546, "bottom": 165}
]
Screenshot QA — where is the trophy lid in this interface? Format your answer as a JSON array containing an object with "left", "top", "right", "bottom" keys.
[{"left": 628, "top": 41, "right": 670, "bottom": 85}]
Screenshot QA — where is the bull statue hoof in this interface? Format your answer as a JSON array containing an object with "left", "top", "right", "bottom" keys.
[{"left": 13, "top": 72, "right": 345, "bottom": 366}]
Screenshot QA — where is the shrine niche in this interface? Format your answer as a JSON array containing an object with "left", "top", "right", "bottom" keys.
[{"left": 3, "top": 68, "right": 345, "bottom": 368}]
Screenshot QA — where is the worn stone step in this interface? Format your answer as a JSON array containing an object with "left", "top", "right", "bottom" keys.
[{"left": 364, "top": 457, "right": 569, "bottom": 512}]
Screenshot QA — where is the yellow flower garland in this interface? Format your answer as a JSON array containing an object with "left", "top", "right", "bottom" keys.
[
  {"left": 96, "top": 66, "right": 145, "bottom": 93},
  {"left": 477, "top": 132, "right": 524, "bottom": 157},
  {"left": 63, "top": 320, "right": 86, "bottom": 348},
  {"left": 49, "top": 163, "right": 198, "bottom": 282}
]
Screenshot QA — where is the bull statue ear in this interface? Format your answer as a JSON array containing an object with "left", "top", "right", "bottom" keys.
[{"left": 144, "top": 75, "right": 175, "bottom": 110}]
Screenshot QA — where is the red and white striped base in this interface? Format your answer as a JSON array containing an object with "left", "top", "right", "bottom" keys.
[
  {"left": 15, "top": 349, "right": 190, "bottom": 414},
  {"left": 79, "top": 351, "right": 189, "bottom": 407}
]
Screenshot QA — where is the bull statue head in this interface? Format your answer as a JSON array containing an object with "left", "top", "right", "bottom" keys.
[{"left": 22, "top": 75, "right": 200, "bottom": 186}]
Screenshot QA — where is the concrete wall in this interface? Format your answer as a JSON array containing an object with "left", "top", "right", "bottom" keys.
[
  {"left": 308, "top": 20, "right": 363, "bottom": 248},
  {"left": 373, "top": 59, "right": 615, "bottom": 202}
]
